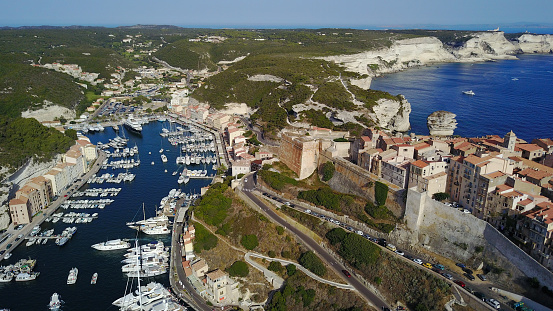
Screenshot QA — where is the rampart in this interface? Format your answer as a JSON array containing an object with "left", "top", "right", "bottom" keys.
[{"left": 405, "top": 188, "right": 553, "bottom": 289}]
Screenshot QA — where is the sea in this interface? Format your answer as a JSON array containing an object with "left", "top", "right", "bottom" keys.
[
  {"left": 0, "top": 121, "right": 215, "bottom": 311},
  {"left": 370, "top": 54, "right": 553, "bottom": 142}
]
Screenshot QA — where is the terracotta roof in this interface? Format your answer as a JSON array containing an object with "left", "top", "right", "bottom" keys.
[
  {"left": 455, "top": 142, "right": 476, "bottom": 151},
  {"left": 523, "top": 203, "right": 553, "bottom": 225},
  {"left": 361, "top": 136, "right": 371, "bottom": 142},
  {"left": 9, "top": 198, "right": 28, "bottom": 205},
  {"left": 496, "top": 184, "right": 513, "bottom": 192},
  {"left": 413, "top": 143, "right": 431, "bottom": 150},
  {"left": 191, "top": 259, "right": 208, "bottom": 269},
  {"left": 518, "top": 199, "right": 533, "bottom": 206},
  {"left": 206, "top": 269, "right": 227, "bottom": 281},
  {"left": 534, "top": 138, "right": 553, "bottom": 146},
  {"left": 411, "top": 160, "right": 429, "bottom": 168},
  {"left": 517, "top": 144, "right": 543, "bottom": 152},
  {"left": 517, "top": 168, "right": 553, "bottom": 180},
  {"left": 485, "top": 171, "right": 505, "bottom": 179}
]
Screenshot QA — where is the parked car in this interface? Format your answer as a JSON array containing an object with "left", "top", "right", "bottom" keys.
[
  {"left": 423, "top": 262, "right": 433, "bottom": 269},
  {"left": 413, "top": 258, "right": 423, "bottom": 265},
  {"left": 378, "top": 238, "right": 387, "bottom": 247},
  {"left": 464, "top": 273, "right": 475, "bottom": 281},
  {"left": 0, "top": 250, "right": 5, "bottom": 256},
  {"left": 453, "top": 280, "right": 466, "bottom": 288},
  {"left": 462, "top": 267, "right": 474, "bottom": 275},
  {"left": 394, "top": 250, "right": 405, "bottom": 256},
  {"left": 486, "top": 298, "right": 500, "bottom": 309},
  {"left": 342, "top": 270, "right": 351, "bottom": 278},
  {"left": 474, "top": 292, "right": 486, "bottom": 301},
  {"left": 456, "top": 263, "right": 466, "bottom": 268},
  {"left": 464, "top": 287, "right": 475, "bottom": 294},
  {"left": 6, "top": 243, "right": 12, "bottom": 250},
  {"left": 443, "top": 273, "right": 453, "bottom": 280},
  {"left": 386, "top": 244, "right": 397, "bottom": 252},
  {"left": 477, "top": 274, "right": 487, "bottom": 281},
  {"left": 433, "top": 264, "right": 445, "bottom": 270}
]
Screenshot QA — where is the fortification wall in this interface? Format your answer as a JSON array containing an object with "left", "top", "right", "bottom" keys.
[
  {"left": 405, "top": 188, "right": 553, "bottom": 289},
  {"left": 320, "top": 154, "right": 405, "bottom": 217}
]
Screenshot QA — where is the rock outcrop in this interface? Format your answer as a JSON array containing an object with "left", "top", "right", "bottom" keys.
[
  {"left": 370, "top": 96, "right": 412, "bottom": 132},
  {"left": 453, "top": 31, "right": 520, "bottom": 59},
  {"left": 427, "top": 111, "right": 457, "bottom": 136},
  {"left": 516, "top": 34, "right": 553, "bottom": 53}
]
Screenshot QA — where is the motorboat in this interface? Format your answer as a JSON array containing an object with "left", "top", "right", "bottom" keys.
[
  {"left": 92, "top": 239, "right": 131, "bottom": 251},
  {"left": 49, "top": 293, "right": 62, "bottom": 311},
  {"left": 3, "top": 253, "right": 12, "bottom": 260},
  {"left": 462, "top": 90, "right": 475, "bottom": 95},
  {"left": 15, "top": 272, "right": 40, "bottom": 282},
  {"left": 161, "top": 154, "right": 168, "bottom": 163},
  {"left": 141, "top": 225, "right": 170, "bottom": 235},
  {"left": 91, "top": 272, "right": 98, "bottom": 284},
  {"left": 0, "top": 272, "right": 14, "bottom": 282},
  {"left": 67, "top": 267, "right": 78, "bottom": 285},
  {"left": 124, "top": 115, "right": 143, "bottom": 134}
]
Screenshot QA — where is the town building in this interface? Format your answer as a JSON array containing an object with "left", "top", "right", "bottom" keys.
[
  {"left": 514, "top": 202, "right": 553, "bottom": 270},
  {"left": 8, "top": 198, "right": 31, "bottom": 225},
  {"left": 408, "top": 160, "right": 449, "bottom": 195},
  {"left": 204, "top": 269, "right": 240, "bottom": 305},
  {"left": 231, "top": 160, "right": 251, "bottom": 177}
]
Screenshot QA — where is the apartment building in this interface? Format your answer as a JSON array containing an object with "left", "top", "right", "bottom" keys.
[{"left": 515, "top": 202, "right": 553, "bottom": 270}]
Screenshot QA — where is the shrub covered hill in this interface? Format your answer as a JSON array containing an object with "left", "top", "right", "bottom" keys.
[{"left": 156, "top": 29, "right": 419, "bottom": 136}]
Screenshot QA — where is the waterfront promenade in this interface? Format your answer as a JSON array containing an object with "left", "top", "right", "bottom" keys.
[{"left": 0, "top": 150, "right": 107, "bottom": 259}]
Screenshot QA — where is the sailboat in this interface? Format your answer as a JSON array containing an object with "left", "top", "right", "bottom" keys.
[{"left": 127, "top": 204, "right": 170, "bottom": 235}]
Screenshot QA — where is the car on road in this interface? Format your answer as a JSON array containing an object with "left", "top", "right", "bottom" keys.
[
  {"left": 462, "top": 267, "right": 473, "bottom": 275},
  {"left": 486, "top": 298, "right": 500, "bottom": 309},
  {"left": 477, "top": 274, "right": 487, "bottom": 281},
  {"left": 394, "top": 250, "right": 405, "bottom": 256},
  {"left": 244, "top": 178, "right": 248, "bottom": 183},
  {"left": 6, "top": 243, "right": 13, "bottom": 250},
  {"left": 378, "top": 238, "right": 387, "bottom": 247},
  {"left": 464, "top": 273, "right": 475, "bottom": 281},
  {"left": 15, "top": 224, "right": 24, "bottom": 230},
  {"left": 453, "top": 280, "right": 466, "bottom": 288},
  {"left": 456, "top": 263, "right": 466, "bottom": 268},
  {"left": 413, "top": 258, "right": 423, "bottom": 265},
  {"left": 305, "top": 209, "right": 311, "bottom": 214},
  {"left": 0, "top": 250, "right": 4, "bottom": 256},
  {"left": 474, "top": 292, "right": 486, "bottom": 301},
  {"left": 443, "top": 273, "right": 453, "bottom": 280},
  {"left": 386, "top": 244, "right": 397, "bottom": 252},
  {"left": 462, "top": 209, "right": 471, "bottom": 214},
  {"left": 433, "top": 264, "right": 445, "bottom": 270},
  {"left": 342, "top": 270, "right": 351, "bottom": 278},
  {"left": 423, "top": 263, "right": 433, "bottom": 269},
  {"left": 15, "top": 234, "right": 23, "bottom": 241}
]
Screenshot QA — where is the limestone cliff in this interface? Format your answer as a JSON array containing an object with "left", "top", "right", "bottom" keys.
[
  {"left": 321, "top": 32, "right": 552, "bottom": 83},
  {"left": 427, "top": 111, "right": 457, "bottom": 136},
  {"left": 370, "top": 96, "right": 411, "bottom": 132}
]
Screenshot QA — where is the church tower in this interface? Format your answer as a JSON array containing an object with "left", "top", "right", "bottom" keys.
[{"left": 503, "top": 130, "right": 516, "bottom": 152}]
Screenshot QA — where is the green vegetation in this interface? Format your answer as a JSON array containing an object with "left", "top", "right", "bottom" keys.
[
  {"left": 226, "top": 261, "right": 249, "bottom": 277},
  {"left": 312, "top": 81, "right": 354, "bottom": 111},
  {"left": 326, "top": 228, "right": 381, "bottom": 270},
  {"left": 300, "top": 109, "right": 334, "bottom": 129},
  {"left": 192, "top": 222, "right": 218, "bottom": 253},
  {"left": 193, "top": 182, "right": 232, "bottom": 227},
  {"left": 276, "top": 226, "right": 284, "bottom": 235},
  {"left": 258, "top": 169, "right": 298, "bottom": 191},
  {"left": 364, "top": 201, "right": 394, "bottom": 220},
  {"left": 0, "top": 116, "right": 75, "bottom": 175},
  {"left": 348, "top": 85, "right": 402, "bottom": 110},
  {"left": 286, "top": 264, "right": 296, "bottom": 276},
  {"left": 374, "top": 181, "right": 388, "bottom": 206},
  {"left": 298, "top": 187, "right": 355, "bottom": 212},
  {"left": 474, "top": 246, "right": 484, "bottom": 253},
  {"left": 298, "top": 251, "right": 326, "bottom": 277},
  {"left": 268, "top": 261, "right": 283, "bottom": 273},
  {"left": 432, "top": 192, "right": 450, "bottom": 201},
  {"left": 241, "top": 234, "right": 259, "bottom": 250},
  {"left": 321, "top": 161, "right": 335, "bottom": 182}
]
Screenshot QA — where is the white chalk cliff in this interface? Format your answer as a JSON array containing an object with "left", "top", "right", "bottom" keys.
[
  {"left": 370, "top": 96, "right": 411, "bottom": 132},
  {"left": 322, "top": 32, "right": 553, "bottom": 88},
  {"left": 427, "top": 111, "right": 457, "bottom": 136}
]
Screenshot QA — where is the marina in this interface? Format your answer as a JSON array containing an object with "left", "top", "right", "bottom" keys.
[{"left": 0, "top": 120, "right": 214, "bottom": 310}]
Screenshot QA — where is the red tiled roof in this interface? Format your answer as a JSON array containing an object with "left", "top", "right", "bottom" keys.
[
  {"left": 413, "top": 143, "right": 431, "bottom": 150},
  {"left": 517, "top": 144, "right": 543, "bottom": 152},
  {"left": 518, "top": 199, "right": 533, "bottom": 206},
  {"left": 486, "top": 171, "right": 505, "bottom": 179},
  {"left": 411, "top": 160, "right": 429, "bottom": 168},
  {"left": 517, "top": 168, "right": 553, "bottom": 180}
]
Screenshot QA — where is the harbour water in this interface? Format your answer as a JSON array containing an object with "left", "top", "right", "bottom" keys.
[
  {"left": 0, "top": 121, "right": 214, "bottom": 310},
  {"left": 370, "top": 54, "right": 553, "bottom": 142}
]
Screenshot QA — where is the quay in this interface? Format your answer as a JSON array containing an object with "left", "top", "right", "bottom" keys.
[{"left": 0, "top": 150, "right": 107, "bottom": 260}]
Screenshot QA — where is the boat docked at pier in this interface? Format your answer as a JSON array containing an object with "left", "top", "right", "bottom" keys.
[
  {"left": 67, "top": 267, "right": 78, "bottom": 285},
  {"left": 124, "top": 115, "right": 143, "bottom": 134},
  {"left": 15, "top": 272, "right": 40, "bottom": 282},
  {"left": 92, "top": 239, "right": 131, "bottom": 251}
]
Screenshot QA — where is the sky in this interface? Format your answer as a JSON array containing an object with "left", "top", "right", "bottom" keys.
[{"left": 2, "top": 0, "right": 553, "bottom": 29}]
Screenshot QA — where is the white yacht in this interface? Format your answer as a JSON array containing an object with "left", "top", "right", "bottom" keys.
[
  {"left": 15, "top": 272, "right": 40, "bottom": 282},
  {"left": 67, "top": 267, "right": 78, "bottom": 285},
  {"left": 462, "top": 90, "right": 475, "bottom": 95},
  {"left": 112, "top": 281, "right": 164, "bottom": 307},
  {"left": 0, "top": 272, "right": 14, "bottom": 282},
  {"left": 124, "top": 115, "right": 143, "bottom": 134},
  {"left": 127, "top": 215, "right": 168, "bottom": 229},
  {"left": 91, "top": 239, "right": 131, "bottom": 251},
  {"left": 49, "top": 293, "right": 62, "bottom": 311},
  {"left": 161, "top": 154, "right": 168, "bottom": 163},
  {"left": 141, "top": 225, "right": 170, "bottom": 235},
  {"left": 91, "top": 272, "right": 98, "bottom": 284}
]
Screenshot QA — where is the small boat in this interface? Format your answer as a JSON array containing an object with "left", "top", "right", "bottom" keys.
[
  {"left": 512, "top": 77, "right": 519, "bottom": 81},
  {"left": 16, "top": 272, "right": 39, "bottom": 282},
  {"left": 67, "top": 267, "right": 78, "bottom": 285},
  {"left": 462, "top": 90, "right": 475, "bottom": 95},
  {"left": 161, "top": 154, "right": 168, "bottom": 163},
  {"left": 164, "top": 169, "right": 168, "bottom": 173},
  {"left": 49, "top": 293, "right": 62, "bottom": 311},
  {"left": 91, "top": 272, "right": 98, "bottom": 284},
  {"left": 3, "top": 253, "right": 12, "bottom": 260},
  {"left": 151, "top": 161, "right": 155, "bottom": 165}
]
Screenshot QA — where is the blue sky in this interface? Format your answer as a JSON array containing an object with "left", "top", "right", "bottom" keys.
[{"left": 2, "top": 0, "right": 552, "bottom": 28}]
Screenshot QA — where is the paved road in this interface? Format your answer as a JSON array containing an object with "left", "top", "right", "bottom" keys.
[
  {"left": 170, "top": 210, "right": 212, "bottom": 311},
  {"left": 245, "top": 252, "right": 355, "bottom": 290},
  {"left": 241, "top": 173, "right": 390, "bottom": 310}
]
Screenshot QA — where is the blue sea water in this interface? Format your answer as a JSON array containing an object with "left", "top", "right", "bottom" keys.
[
  {"left": 369, "top": 54, "right": 553, "bottom": 142},
  {"left": 0, "top": 122, "right": 213, "bottom": 311}
]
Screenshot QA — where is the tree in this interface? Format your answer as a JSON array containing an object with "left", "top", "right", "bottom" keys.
[
  {"left": 226, "top": 261, "right": 249, "bottom": 277},
  {"left": 321, "top": 161, "right": 335, "bottom": 181},
  {"left": 268, "top": 261, "right": 283, "bottom": 272},
  {"left": 374, "top": 181, "right": 388, "bottom": 206},
  {"left": 286, "top": 264, "right": 296, "bottom": 276},
  {"left": 241, "top": 234, "right": 259, "bottom": 250},
  {"left": 299, "top": 251, "right": 326, "bottom": 276},
  {"left": 432, "top": 192, "right": 450, "bottom": 201},
  {"left": 325, "top": 228, "right": 347, "bottom": 245}
]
